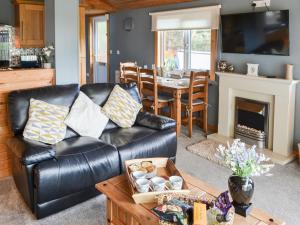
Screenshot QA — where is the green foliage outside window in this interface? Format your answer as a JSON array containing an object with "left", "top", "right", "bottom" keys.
[{"left": 191, "top": 29, "right": 211, "bottom": 52}]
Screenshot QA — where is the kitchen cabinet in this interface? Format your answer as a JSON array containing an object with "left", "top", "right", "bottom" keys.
[{"left": 16, "top": 3, "right": 45, "bottom": 48}]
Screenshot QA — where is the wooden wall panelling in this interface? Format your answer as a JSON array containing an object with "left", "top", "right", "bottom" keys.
[
  {"left": 112, "top": 0, "right": 193, "bottom": 10},
  {"left": 154, "top": 31, "right": 159, "bottom": 66},
  {"left": 89, "top": 16, "right": 95, "bottom": 83},
  {"left": 81, "top": 0, "right": 193, "bottom": 13},
  {"left": 210, "top": 29, "right": 217, "bottom": 81},
  {"left": 0, "top": 69, "right": 55, "bottom": 179},
  {"left": 106, "top": 17, "right": 110, "bottom": 82}
]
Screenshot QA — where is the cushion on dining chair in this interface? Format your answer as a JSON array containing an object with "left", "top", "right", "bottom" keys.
[
  {"left": 181, "top": 98, "right": 204, "bottom": 105},
  {"left": 144, "top": 93, "right": 174, "bottom": 102}
]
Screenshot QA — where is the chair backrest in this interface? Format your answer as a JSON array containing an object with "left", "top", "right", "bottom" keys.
[
  {"left": 120, "top": 62, "right": 137, "bottom": 77},
  {"left": 188, "top": 71, "right": 209, "bottom": 108},
  {"left": 122, "top": 66, "right": 139, "bottom": 85},
  {"left": 139, "top": 68, "right": 158, "bottom": 114}
]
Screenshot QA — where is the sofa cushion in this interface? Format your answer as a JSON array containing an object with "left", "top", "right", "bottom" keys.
[
  {"left": 100, "top": 126, "right": 177, "bottom": 171},
  {"left": 64, "top": 92, "right": 109, "bottom": 138},
  {"left": 80, "top": 83, "right": 141, "bottom": 131},
  {"left": 102, "top": 85, "right": 142, "bottom": 128},
  {"left": 34, "top": 136, "right": 120, "bottom": 204},
  {"left": 8, "top": 84, "right": 79, "bottom": 136},
  {"left": 23, "top": 99, "right": 70, "bottom": 144}
]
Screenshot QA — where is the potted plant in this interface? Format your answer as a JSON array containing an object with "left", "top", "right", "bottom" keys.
[
  {"left": 41, "top": 44, "right": 55, "bottom": 69},
  {"left": 216, "top": 139, "right": 274, "bottom": 217}
]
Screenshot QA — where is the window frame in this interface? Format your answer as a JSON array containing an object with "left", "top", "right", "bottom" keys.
[{"left": 155, "top": 29, "right": 217, "bottom": 80}]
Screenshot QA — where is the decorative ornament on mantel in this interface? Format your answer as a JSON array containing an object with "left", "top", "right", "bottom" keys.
[
  {"left": 247, "top": 63, "right": 259, "bottom": 76},
  {"left": 285, "top": 64, "right": 294, "bottom": 80},
  {"left": 217, "top": 60, "right": 235, "bottom": 73},
  {"left": 216, "top": 139, "right": 274, "bottom": 217}
]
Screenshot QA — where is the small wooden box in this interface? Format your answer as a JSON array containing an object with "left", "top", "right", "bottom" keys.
[{"left": 124, "top": 157, "right": 190, "bottom": 204}]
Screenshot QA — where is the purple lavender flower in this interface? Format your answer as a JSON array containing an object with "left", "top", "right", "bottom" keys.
[{"left": 215, "top": 139, "right": 274, "bottom": 177}]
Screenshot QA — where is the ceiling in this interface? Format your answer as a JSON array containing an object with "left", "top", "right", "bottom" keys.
[{"left": 81, "top": 0, "right": 193, "bottom": 15}]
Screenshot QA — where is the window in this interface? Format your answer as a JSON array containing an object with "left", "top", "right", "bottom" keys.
[
  {"left": 158, "top": 29, "right": 211, "bottom": 72},
  {"left": 156, "top": 29, "right": 217, "bottom": 80},
  {"left": 151, "top": 5, "right": 221, "bottom": 80}
]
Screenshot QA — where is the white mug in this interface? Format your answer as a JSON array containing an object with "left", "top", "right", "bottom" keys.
[
  {"left": 131, "top": 171, "right": 146, "bottom": 180},
  {"left": 151, "top": 177, "right": 166, "bottom": 192},
  {"left": 135, "top": 178, "right": 150, "bottom": 193},
  {"left": 169, "top": 176, "right": 183, "bottom": 190}
]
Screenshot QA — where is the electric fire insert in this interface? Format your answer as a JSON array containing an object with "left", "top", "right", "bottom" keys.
[{"left": 234, "top": 97, "right": 269, "bottom": 149}]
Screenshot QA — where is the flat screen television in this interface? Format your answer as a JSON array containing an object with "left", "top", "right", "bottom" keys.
[{"left": 221, "top": 10, "right": 289, "bottom": 56}]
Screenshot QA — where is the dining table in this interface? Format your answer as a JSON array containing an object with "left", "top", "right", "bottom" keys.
[
  {"left": 122, "top": 73, "right": 204, "bottom": 137},
  {"left": 156, "top": 76, "right": 191, "bottom": 137}
]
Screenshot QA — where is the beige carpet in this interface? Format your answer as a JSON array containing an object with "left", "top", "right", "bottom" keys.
[{"left": 186, "top": 139, "right": 226, "bottom": 167}]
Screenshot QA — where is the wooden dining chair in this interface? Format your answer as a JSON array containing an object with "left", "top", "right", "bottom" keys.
[
  {"left": 120, "top": 62, "right": 137, "bottom": 83},
  {"left": 181, "top": 71, "right": 209, "bottom": 137},
  {"left": 120, "top": 65, "right": 141, "bottom": 94},
  {"left": 139, "top": 68, "right": 173, "bottom": 115}
]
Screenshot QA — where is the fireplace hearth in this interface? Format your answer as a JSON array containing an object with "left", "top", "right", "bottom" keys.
[{"left": 234, "top": 97, "right": 269, "bottom": 149}]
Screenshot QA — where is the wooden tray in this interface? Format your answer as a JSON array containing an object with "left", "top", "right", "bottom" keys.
[{"left": 125, "top": 157, "right": 190, "bottom": 204}]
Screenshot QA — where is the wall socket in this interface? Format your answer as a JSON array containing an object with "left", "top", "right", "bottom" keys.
[{"left": 252, "top": 0, "right": 271, "bottom": 7}]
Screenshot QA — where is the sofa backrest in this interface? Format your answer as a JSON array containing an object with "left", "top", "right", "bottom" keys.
[
  {"left": 80, "top": 83, "right": 141, "bottom": 106},
  {"left": 8, "top": 84, "right": 80, "bottom": 136},
  {"left": 80, "top": 83, "right": 141, "bottom": 131}
]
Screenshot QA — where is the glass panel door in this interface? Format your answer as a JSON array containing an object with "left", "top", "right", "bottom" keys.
[{"left": 93, "top": 15, "right": 108, "bottom": 83}]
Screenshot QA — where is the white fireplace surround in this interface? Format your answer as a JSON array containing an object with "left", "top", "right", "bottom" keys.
[{"left": 209, "top": 72, "right": 299, "bottom": 164}]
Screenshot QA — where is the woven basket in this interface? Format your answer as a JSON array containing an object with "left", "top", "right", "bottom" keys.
[{"left": 156, "top": 193, "right": 234, "bottom": 225}]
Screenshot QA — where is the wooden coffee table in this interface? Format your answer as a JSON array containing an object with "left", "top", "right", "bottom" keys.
[{"left": 96, "top": 172, "right": 285, "bottom": 225}]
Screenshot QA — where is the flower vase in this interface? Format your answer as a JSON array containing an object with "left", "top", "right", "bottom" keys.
[
  {"left": 43, "top": 63, "right": 52, "bottom": 69},
  {"left": 228, "top": 175, "right": 254, "bottom": 217}
]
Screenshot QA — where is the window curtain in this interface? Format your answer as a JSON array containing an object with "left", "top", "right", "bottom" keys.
[{"left": 150, "top": 5, "right": 221, "bottom": 31}]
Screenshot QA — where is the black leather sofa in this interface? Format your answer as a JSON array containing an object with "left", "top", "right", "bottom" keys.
[{"left": 7, "top": 83, "right": 177, "bottom": 219}]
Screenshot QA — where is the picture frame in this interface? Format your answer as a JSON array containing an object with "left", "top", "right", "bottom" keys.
[{"left": 247, "top": 63, "right": 259, "bottom": 76}]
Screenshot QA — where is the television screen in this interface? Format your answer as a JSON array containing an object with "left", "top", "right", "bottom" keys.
[{"left": 221, "top": 10, "right": 289, "bottom": 56}]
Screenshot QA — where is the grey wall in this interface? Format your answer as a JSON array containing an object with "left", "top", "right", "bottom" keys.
[
  {"left": 45, "top": 0, "right": 55, "bottom": 44},
  {"left": 0, "top": 0, "right": 15, "bottom": 25},
  {"left": 54, "top": 0, "right": 79, "bottom": 84},
  {"left": 109, "top": 0, "right": 300, "bottom": 147}
]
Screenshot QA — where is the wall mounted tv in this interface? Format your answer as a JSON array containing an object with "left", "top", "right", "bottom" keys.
[{"left": 221, "top": 10, "right": 289, "bottom": 56}]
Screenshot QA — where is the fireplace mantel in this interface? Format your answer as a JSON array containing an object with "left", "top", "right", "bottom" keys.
[
  {"left": 209, "top": 72, "right": 299, "bottom": 165},
  {"left": 216, "top": 72, "right": 299, "bottom": 85}
]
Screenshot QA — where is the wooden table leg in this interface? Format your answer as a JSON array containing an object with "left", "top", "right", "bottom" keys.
[{"left": 173, "top": 90, "right": 182, "bottom": 137}]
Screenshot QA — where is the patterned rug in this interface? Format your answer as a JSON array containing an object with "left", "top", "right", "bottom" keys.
[{"left": 186, "top": 139, "right": 227, "bottom": 167}]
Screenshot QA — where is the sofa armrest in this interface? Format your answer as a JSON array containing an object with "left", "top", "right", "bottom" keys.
[
  {"left": 7, "top": 136, "right": 55, "bottom": 166},
  {"left": 135, "top": 112, "right": 176, "bottom": 130}
]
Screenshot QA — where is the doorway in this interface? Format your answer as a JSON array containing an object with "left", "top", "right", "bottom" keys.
[{"left": 88, "top": 15, "right": 109, "bottom": 83}]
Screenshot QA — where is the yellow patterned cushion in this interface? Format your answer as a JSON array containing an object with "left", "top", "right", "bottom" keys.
[
  {"left": 23, "top": 99, "right": 69, "bottom": 144},
  {"left": 102, "top": 85, "right": 142, "bottom": 128}
]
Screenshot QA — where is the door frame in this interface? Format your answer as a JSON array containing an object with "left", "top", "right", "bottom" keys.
[{"left": 88, "top": 14, "right": 110, "bottom": 83}]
